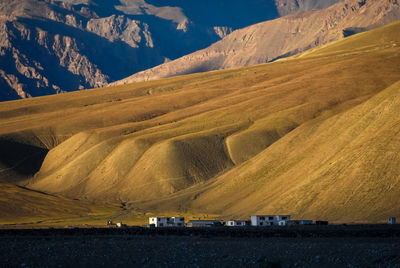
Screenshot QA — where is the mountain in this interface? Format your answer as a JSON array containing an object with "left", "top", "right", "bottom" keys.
[
  {"left": 0, "top": 0, "right": 343, "bottom": 101},
  {"left": 115, "top": 0, "right": 400, "bottom": 84},
  {"left": 1, "top": 20, "right": 400, "bottom": 223}
]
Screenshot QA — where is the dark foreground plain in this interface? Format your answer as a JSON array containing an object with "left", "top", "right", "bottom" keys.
[{"left": 1, "top": 225, "right": 400, "bottom": 267}]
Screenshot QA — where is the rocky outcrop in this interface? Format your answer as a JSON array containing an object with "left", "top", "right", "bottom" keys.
[
  {"left": 275, "top": 0, "right": 345, "bottom": 16},
  {"left": 214, "top": 27, "right": 233, "bottom": 39},
  {"left": 115, "top": 0, "right": 400, "bottom": 85},
  {"left": 0, "top": 19, "right": 112, "bottom": 99},
  {"left": 86, "top": 15, "right": 153, "bottom": 48},
  {"left": 0, "top": 0, "right": 164, "bottom": 100},
  {"left": 115, "top": 0, "right": 189, "bottom": 32}
]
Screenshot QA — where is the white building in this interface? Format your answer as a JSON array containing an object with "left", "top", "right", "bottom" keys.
[
  {"left": 149, "top": 217, "right": 185, "bottom": 227},
  {"left": 250, "top": 215, "right": 291, "bottom": 226},
  {"left": 116, "top": 222, "right": 126, "bottom": 228},
  {"left": 226, "top": 220, "right": 250, "bottom": 227}
]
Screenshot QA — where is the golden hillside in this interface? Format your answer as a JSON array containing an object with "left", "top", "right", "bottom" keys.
[
  {"left": 0, "top": 183, "right": 121, "bottom": 227},
  {"left": 1, "top": 21, "right": 400, "bottom": 224}
]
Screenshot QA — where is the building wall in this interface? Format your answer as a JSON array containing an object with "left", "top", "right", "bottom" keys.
[
  {"left": 251, "top": 215, "right": 291, "bottom": 226},
  {"left": 187, "top": 220, "right": 221, "bottom": 227},
  {"left": 173, "top": 217, "right": 185, "bottom": 227},
  {"left": 149, "top": 217, "right": 185, "bottom": 227}
]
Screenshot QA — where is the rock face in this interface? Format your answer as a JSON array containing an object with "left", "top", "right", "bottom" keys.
[
  {"left": 0, "top": 0, "right": 161, "bottom": 100},
  {"left": 115, "top": 0, "right": 400, "bottom": 85},
  {"left": 0, "top": 0, "right": 343, "bottom": 101},
  {"left": 86, "top": 15, "right": 153, "bottom": 49},
  {"left": 275, "top": 0, "right": 345, "bottom": 16}
]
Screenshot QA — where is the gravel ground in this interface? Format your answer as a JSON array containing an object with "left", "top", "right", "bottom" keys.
[{"left": 1, "top": 227, "right": 400, "bottom": 267}]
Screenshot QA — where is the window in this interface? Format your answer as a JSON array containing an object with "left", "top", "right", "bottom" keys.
[
  {"left": 260, "top": 222, "right": 263, "bottom": 226},
  {"left": 269, "top": 217, "right": 273, "bottom": 220},
  {"left": 159, "top": 223, "right": 163, "bottom": 227},
  {"left": 260, "top": 217, "right": 265, "bottom": 220},
  {"left": 282, "top": 217, "right": 287, "bottom": 220}
]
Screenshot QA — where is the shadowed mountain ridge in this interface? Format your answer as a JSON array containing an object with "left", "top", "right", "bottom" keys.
[{"left": 115, "top": 0, "right": 400, "bottom": 84}]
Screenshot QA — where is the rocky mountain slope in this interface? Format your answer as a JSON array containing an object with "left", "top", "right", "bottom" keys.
[
  {"left": 274, "top": 0, "right": 345, "bottom": 16},
  {"left": 1, "top": 21, "right": 400, "bottom": 223},
  {"left": 115, "top": 0, "right": 400, "bottom": 84},
  {"left": 0, "top": 0, "right": 343, "bottom": 101}
]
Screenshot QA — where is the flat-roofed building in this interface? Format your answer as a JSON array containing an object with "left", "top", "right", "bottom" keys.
[
  {"left": 149, "top": 217, "right": 185, "bottom": 227},
  {"left": 250, "top": 215, "right": 291, "bottom": 226}
]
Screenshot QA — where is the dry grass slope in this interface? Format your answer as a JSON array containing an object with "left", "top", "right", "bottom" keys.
[
  {"left": 1, "top": 21, "right": 400, "bottom": 224},
  {"left": 0, "top": 183, "right": 120, "bottom": 226}
]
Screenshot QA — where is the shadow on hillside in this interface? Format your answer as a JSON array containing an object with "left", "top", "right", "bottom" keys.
[
  {"left": 146, "top": 0, "right": 280, "bottom": 29},
  {"left": 342, "top": 27, "right": 368, "bottom": 37},
  {"left": 0, "top": 138, "right": 48, "bottom": 183}
]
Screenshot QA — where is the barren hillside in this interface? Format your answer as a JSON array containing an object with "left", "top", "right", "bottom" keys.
[
  {"left": 1, "top": 21, "right": 400, "bottom": 223},
  {"left": 115, "top": 0, "right": 400, "bottom": 84}
]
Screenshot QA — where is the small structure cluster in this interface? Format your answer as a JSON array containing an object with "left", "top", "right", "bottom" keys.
[
  {"left": 148, "top": 215, "right": 317, "bottom": 228},
  {"left": 107, "top": 216, "right": 399, "bottom": 228}
]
